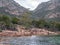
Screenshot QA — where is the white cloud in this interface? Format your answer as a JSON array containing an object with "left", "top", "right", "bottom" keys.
[{"left": 14, "top": 0, "right": 49, "bottom": 10}]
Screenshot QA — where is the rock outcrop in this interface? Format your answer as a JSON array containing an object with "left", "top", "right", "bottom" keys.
[
  {"left": 32, "top": 0, "right": 60, "bottom": 21},
  {"left": 0, "top": 0, "right": 28, "bottom": 15}
]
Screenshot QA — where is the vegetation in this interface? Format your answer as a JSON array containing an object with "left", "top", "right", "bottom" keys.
[
  {"left": 0, "top": 15, "right": 18, "bottom": 31},
  {"left": 32, "top": 19, "right": 60, "bottom": 31},
  {"left": 0, "top": 12, "right": 32, "bottom": 31},
  {"left": 0, "top": 12, "right": 60, "bottom": 32}
]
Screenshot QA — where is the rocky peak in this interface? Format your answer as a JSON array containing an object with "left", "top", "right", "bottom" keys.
[
  {"left": 32, "top": 0, "right": 60, "bottom": 21},
  {"left": 0, "top": 0, "right": 28, "bottom": 15},
  {"left": 0, "top": 0, "right": 13, "bottom": 7},
  {"left": 51, "top": 0, "right": 60, "bottom": 3}
]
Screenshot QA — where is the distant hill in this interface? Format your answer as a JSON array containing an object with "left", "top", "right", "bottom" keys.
[
  {"left": 0, "top": 0, "right": 29, "bottom": 16},
  {"left": 32, "top": 0, "right": 60, "bottom": 21}
]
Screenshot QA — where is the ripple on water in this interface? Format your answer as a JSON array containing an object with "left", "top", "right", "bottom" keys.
[{"left": 0, "top": 36, "right": 60, "bottom": 45}]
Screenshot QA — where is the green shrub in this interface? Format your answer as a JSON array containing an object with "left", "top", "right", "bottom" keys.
[{"left": 12, "top": 17, "right": 20, "bottom": 24}]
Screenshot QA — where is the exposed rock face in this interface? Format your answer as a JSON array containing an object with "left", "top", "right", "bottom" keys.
[
  {"left": 0, "top": 0, "right": 28, "bottom": 15},
  {"left": 33, "top": 0, "right": 60, "bottom": 21},
  {"left": 0, "top": 28, "right": 59, "bottom": 37}
]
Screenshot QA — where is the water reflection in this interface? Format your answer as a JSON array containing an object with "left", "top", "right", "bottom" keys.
[{"left": 0, "top": 36, "right": 60, "bottom": 45}]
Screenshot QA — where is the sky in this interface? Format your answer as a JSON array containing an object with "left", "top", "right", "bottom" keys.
[{"left": 14, "top": 0, "right": 49, "bottom": 10}]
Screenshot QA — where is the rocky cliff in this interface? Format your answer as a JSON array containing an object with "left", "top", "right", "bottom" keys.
[
  {"left": 0, "top": 0, "right": 28, "bottom": 15},
  {"left": 33, "top": 0, "right": 60, "bottom": 21}
]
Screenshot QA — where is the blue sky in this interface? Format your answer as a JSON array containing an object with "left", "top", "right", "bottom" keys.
[{"left": 14, "top": 0, "right": 49, "bottom": 10}]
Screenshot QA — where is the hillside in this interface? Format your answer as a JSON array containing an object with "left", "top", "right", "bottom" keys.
[
  {"left": 0, "top": 0, "right": 60, "bottom": 36},
  {"left": 0, "top": 0, "right": 28, "bottom": 16},
  {"left": 32, "top": 0, "right": 60, "bottom": 21}
]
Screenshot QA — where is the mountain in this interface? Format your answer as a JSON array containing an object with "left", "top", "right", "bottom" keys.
[
  {"left": 0, "top": 0, "right": 28, "bottom": 16},
  {"left": 33, "top": 0, "right": 60, "bottom": 21}
]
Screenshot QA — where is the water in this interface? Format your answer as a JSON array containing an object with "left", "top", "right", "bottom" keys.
[{"left": 0, "top": 36, "right": 60, "bottom": 45}]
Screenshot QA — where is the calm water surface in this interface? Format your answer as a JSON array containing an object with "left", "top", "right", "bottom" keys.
[{"left": 0, "top": 36, "right": 60, "bottom": 45}]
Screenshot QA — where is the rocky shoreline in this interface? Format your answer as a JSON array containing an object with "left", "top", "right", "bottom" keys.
[{"left": 0, "top": 28, "right": 60, "bottom": 37}]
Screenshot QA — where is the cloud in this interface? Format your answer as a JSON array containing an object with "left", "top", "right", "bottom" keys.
[{"left": 14, "top": 0, "right": 49, "bottom": 10}]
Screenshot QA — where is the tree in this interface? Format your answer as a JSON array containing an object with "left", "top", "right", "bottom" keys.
[
  {"left": 12, "top": 17, "right": 20, "bottom": 24},
  {"left": 32, "top": 19, "right": 48, "bottom": 28},
  {"left": 19, "top": 12, "right": 32, "bottom": 28},
  {"left": 55, "top": 22, "right": 60, "bottom": 31}
]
